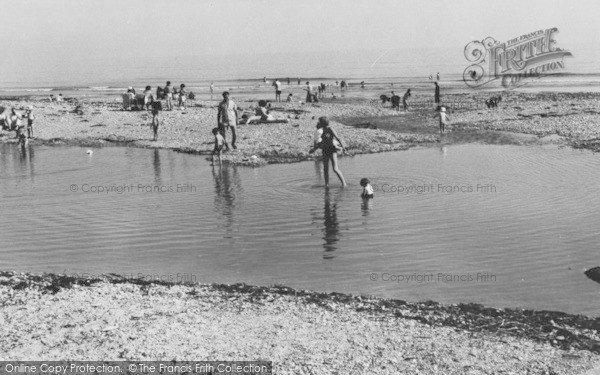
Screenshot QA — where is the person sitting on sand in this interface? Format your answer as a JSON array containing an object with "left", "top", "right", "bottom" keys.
[
  {"left": 56, "top": 94, "right": 64, "bottom": 102},
  {"left": 434, "top": 106, "right": 450, "bottom": 135},
  {"left": 212, "top": 127, "right": 225, "bottom": 165},
  {"left": 24, "top": 106, "right": 35, "bottom": 138},
  {"left": 244, "top": 100, "right": 274, "bottom": 124},
  {"left": 319, "top": 116, "right": 347, "bottom": 187},
  {"left": 286, "top": 93, "right": 293, "bottom": 102},
  {"left": 360, "top": 178, "right": 374, "bottom": 199}
]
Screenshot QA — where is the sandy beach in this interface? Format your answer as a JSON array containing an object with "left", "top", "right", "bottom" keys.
[{"left": 2, "top": 91, "right": 599, "bottom": 166}]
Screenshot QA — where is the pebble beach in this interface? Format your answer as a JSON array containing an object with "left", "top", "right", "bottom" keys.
[{"left": 2, "top": 91, "right": 599, "bottom": 166}]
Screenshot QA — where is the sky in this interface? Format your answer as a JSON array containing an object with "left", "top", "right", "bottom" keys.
[{"left": 3, "top": 0, "right": 600, "bottom": 83}]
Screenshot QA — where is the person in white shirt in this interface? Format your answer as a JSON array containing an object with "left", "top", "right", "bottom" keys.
[
  {"left": 217, "top": 91, "right": 239, "bottom": 150},
  {"left": 273, "top": 79, "right": 282, "bottom": 102}
]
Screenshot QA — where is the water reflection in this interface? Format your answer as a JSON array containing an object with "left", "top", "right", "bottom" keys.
[
  {"left": 313, "top": 159, "right": 323, "bottom": 184},
  {"left": 440, "top": 145, "right": 448, "bottom": 160},
  {"left": 17, "top": 143, "right": 35, "bottom": 180},
  {"left": 361, "top": 198, "right": 372, "bottom": 216},
  {"left": 322, "top": 187, "right": 341, "bottom": 259},
  {"left": 152, "top": 149, "right": 162, "bottom": 185},
  {"left": 212, "top": 164, "right": 243, "bottom": 237}
]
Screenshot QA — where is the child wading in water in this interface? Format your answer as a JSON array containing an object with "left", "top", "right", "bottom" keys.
[
  {"left": 212, "top": 127, "right": 225, "bottom": 165},
  {"left": 435, "top": 106, "right": 450, "bottom": 135},
  {"left": 24, "top": 106, "right": 35, "bottom": 138},
  {"left": 360, "top": 178, "right": 374, "bottom": 199}
]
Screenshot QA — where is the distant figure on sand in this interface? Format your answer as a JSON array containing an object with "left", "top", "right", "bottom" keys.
[
  {"left": 390, "top": 91, "right": 400, "bottom": 111},
  {"left": 164, "top": 81, "right": 173, "bottom": 110},
  {"left": 434, "top": 82, "right": 440, "bottom": 108},
  {"left": 212, "top": 127, "right": 225, "bottom": 165},
  {"left": 217, "top": 91, "right": 238, "bottom": 150},
  {"left": 403, "top": 89, "right": 411, "bottom": 111},
  {"left": 360, "top": 178, "right": 374, "bottom": 199},
  {"left": 437, "top": 72, "right": 440, "bottom": 81},
  {"left": 318, "top": 116, "right": 347, "bottom": 187},
  {"left": 273, "top": 79, "right": 282, "bottom": 102},
  {"left": 305, "top": 82, "right": 313, "bottom": 103},
  {"left": 360, "top": 81, "right": 365, "bottom": 89},
  {"left": 143, "top": 86, "right": 154, "bottom": 110},
  {"left": 178, "top": 84, "right": 187, "bottom": 109},
  {"left": 210, "top": 82, "right": 214, "bottom": 99},
  {"left": 286, "top": 93, "right": 293, "bottom": 102},
  {"left": 340, "top": 80, "right": 347, "bottom": 90},
  {"left": 434, "top": 107, "right": 450, "bottom": 135}
]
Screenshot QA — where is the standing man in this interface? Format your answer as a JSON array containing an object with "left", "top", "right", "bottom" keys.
[
  {"left": 273, "top": 79, "right": 282, "bottom": 102},
  {"left": 437, "top": 72, "right": 440, "bottom": 81},
  {"left": 304, "top": 81, "right": 313, "bottom": 103},
  {"left": 217, "top": 91, "right": 238, "bottom": 150},
  {"left": 434, "top": 81, "right": 440, "bottom": 109},
  {"left": 164, "top": 81, "right": 174, "bottom": 111},
  {"left": 210, "top": 82, "right": 214, "bottom": 100},
  {"left": 403, "top": 89, "right": 411, "bottom": 111}
]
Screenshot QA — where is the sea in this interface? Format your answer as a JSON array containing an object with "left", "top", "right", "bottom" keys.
[{"left": 1, "top": 48, "right": 599, "bottom": 100}]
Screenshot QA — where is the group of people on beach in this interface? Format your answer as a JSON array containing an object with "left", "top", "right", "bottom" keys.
[{"left": 1, "top": 106, "right": 35, "bottom": 146}]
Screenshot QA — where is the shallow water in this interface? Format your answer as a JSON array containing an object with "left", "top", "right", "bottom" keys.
[{"left": 1, "top": 143, "right": 599, "bottom": 316}]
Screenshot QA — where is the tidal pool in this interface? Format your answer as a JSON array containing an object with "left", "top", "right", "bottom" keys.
[{"left": 1, "top": 142, "right": 599, "bottom": 316}]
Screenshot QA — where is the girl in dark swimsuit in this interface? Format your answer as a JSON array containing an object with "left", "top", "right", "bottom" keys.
[{"left": 319, "top": 116, "right": 347, "bottom": 187}]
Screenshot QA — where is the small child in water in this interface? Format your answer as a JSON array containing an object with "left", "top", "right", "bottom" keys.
[
  {"left": 360, "top": 178, "right": 374, "bottom": 199},
  {"left": 24, "top": 106, "right": 35, "bottom": 138},
  {"left": 212, "top": 127, "right": 225, "bottom": 165}
]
